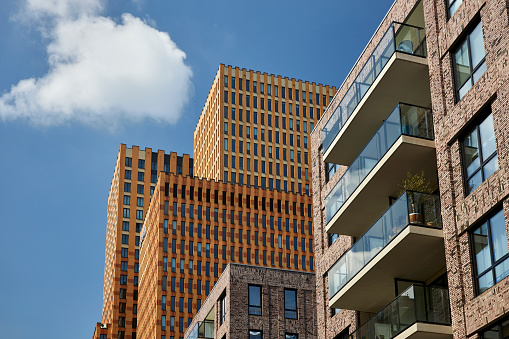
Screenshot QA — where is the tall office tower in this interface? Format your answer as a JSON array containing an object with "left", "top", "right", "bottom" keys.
[
  {"left": 94, "top": 65, "right": 336, "bottom": 339},
  {"left": 138, "top": 173, "right": 315, "bottom": 339},
  {"left": 194, "top": 64, "right": 336, "bottom": 195},
  {"left": 311, "top": 0, "right": 509, "bottom": 338},
  {"left": 93, "top": 145, "right": 193, "bottom": 339}
]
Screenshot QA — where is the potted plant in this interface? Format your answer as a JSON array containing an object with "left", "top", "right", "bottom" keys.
[{"left": 397, "top": 171, "right": 434, "bottom": 225}]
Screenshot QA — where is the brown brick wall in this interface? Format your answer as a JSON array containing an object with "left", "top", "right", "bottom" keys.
[
  {"left": 185, "top": 264, "right": 316, "bottom": 339},
  {"left": 424, "top": 0, "right": 509, "bottom": 337}
]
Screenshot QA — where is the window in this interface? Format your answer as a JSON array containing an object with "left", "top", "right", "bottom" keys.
[
  {"left": 472, "top": 209, "right": 509, "bottom": 294},
  {"left": 462, "top": 113, "right": 497, "bottom": 194},
  {"left": 454, "top": 21, "right": 486, "bottom": 100},
  {"left": 249, "top": 331, "right": 262, "bottom": 339},
  {"left": 248, "top": 285, "right": 262, "bottom": 315},
  {"left": 284, "top": 289, "right": 297, "bottom": 319},
  {"left": 286, "top": 334, "right": 298, "bottom": 339},
  {"left": 219, "top": 293, "right": 227, "bottom": 325},
  {"left": 480, "top": 315, "right": 509, "bottom": 339},
  {"left": 120, "top": 275, "right": 127, "bottom": 285},
  {"left": 447, "top": 0, "right": 462, "bottom": 17}
]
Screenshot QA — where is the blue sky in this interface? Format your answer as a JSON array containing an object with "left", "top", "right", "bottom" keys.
[{"left": 0, "top": 0, "right": 392, "bottom": 338}]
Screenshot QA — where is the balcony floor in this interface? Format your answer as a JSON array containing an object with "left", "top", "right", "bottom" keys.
[
  {"left": 324, "top": 52, "right": 431, "bottom": 166},
  {"left": 329, "top": 226, "right": 445, "bottom": 313},
  {"left": 325, "top": 135, "right": 437, "bottom": 237},
  {"left": 395, "top": 323, "right": 453, "bottom": 339}
]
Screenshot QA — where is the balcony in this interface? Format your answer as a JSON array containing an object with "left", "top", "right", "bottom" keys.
[
  {"left": 188, "top": 320, "right": 214, "bottom": 339},
  {"left": 325, "top": 104, "right": 436, "bottom": 237},
  {"left": 323, "top": 22, "right": 430, "bottom": 165},
  {"left": 348, "top": 285, "right": 452, "bottom": 339},
  {"left": 328, "top": 192, "right": 445, "bottom": 313}
]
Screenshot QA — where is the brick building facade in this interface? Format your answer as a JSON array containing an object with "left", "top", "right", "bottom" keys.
[
  {"left": 311, "top": 0, "right": 509, "bottom": 338},
  {"left": 184, "top": 264, "right": 316, "bottom": 339}
]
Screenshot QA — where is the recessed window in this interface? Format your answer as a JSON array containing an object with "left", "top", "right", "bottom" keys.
[
  {"left": 472, "top": 209, "right": 509, "bottom": 294},
  {"left": 285, "top": 334, "right": 298, "bottom": 339},
  {"left": 284, "top": 289, "right": 297, "bottom": 319},
  {"left": 453, "top": 21, "right": 486, "bottom": 100},
  {"left": 219, "top": 293, "right": 227, "bottom": 325},
  {"left": 462, "top": 113, "right": 497, "bottom": 194},
  {"left": 248, "top": 285, "right": 262, "bottom": 315},
  {"left": 480, "top": 315, "right": 509, "bottom": 338}
]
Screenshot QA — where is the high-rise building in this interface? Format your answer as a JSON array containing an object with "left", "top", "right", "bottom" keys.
[
  {"left": 93, "top": 146, "right": 194, "bottom": 339},
  {"left": 194, "top": 64, "right": 336, "bottom": 194},
  {"left": 312, "top": 0, "right": 509, "bottom": 338},
  {"left": 93, "top": 65, "right": 336, "bottom": 339},
  {"left": 138, "top": 173, "right": 315, "bottom": 339},
  {"left": 183, "top": 263, "right": 316, "bottom": 339}
]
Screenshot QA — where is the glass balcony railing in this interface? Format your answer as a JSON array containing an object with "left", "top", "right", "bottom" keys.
[
  {"left": 349, "top": 284, "right": 451, "bottom": 339},
  {"left": 188, "top": 320, "right": 214, "bottom": 339},
  {"left": 324, "top": 103, "right": 434, "bottom": 225},
  {"left": 322, "top": 22, "right": 427, "bottom": 153},
  {"left": 328, "top": 191, "right": 442, "bottom": 300}
]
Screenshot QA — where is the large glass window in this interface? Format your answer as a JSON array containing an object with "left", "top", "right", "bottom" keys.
[
  {"left": 472, "top": 209, "right": 509, "bottom": 294},
  {"left": 463, "top": 113, "right": 497, "bottom": 194},
  {"left": 248, "top": 285, "right": 262, "bottom": 315},
  {"left": 454, "top": 22, "right": 486, "bottom": 100},
  {"left": 284, "top": 289, "right": 297, "bottom": 319}
]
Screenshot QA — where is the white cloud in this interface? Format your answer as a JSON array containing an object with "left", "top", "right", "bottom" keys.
[{"left": 1, "top": 0, "right": 193, "bottom": 127}]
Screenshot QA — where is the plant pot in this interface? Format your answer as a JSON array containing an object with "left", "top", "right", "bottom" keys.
[{"left": 409, "top": 213, "right": 423, "bottom": 225}]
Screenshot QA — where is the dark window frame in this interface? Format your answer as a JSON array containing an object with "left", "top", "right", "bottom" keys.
[
  {"left": 461, "top": 110, "right": 497, "bottom": 195},
  {"left": 470, "top": 208, "right": 509, "bottom": 295}
]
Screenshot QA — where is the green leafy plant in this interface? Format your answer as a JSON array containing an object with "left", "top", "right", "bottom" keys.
[{"left": 397, "top": 170, "right": 434, "bottom": 196}]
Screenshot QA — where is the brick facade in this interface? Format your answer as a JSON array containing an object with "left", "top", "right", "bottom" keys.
[
  {"left": 312, "top": 0, "right": 509, "bottom": 338},
  {"left": 184, "top": 264, "right": 316, "bottom": 339}
]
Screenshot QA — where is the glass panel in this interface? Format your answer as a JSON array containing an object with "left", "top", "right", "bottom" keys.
[
  {"left": 455, "top": 40, "right": 471, "bottom": 88},
  {"left": 473, "top": 60, "right": 486, "bottom": 83},
  {"left": 478, "top": 270, "right": 494, "bottom": 293},
  {"left": 490, "top": 210, "right": 508, "bottom": 261},
  {"left": 458, "top": 78, "right": 472, "bottom": 99},
  {"left": 322, "top": 23, "right": 426, "bottom": 153},
  {"left": 495, "top": 257, "right": 509, "bottom": 283},
  {"left": 348, "top": 285, "right": 451, "bottom": 339},
  {"left": 474, "top": 222, "right": 492, "bottom": 274},
  {"left": 249, "top": 331, "right": 262, "bottom": 339},
  {"left": 467, "top": 170, "right": 482, "bottom": 194},
  {"left": 470, "top": 23, "right": 485, "bottom": 68},
  {"left": 328, "top": 191, "right": 441, "bottom": 299},
  {"left": 325, "top": 104, "right": 434, "bottom": 224},
  {"left": 464, "top": 127, "right": 480, "bottom": 177},
  {"left": 483, "top": 155, "right": 498, "bottom": 180},
  {"left": 449, "top": 0, "right": 462, "bottom": 16},
  {"left": 480, "top": 114, "right": 496, "bottom": 161}
]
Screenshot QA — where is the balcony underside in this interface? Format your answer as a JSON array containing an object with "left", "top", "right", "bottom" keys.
[
  {"left": 395, "top": 323, "right": 453, "bottom": 339},
  {"left": 324, "top": 53, "right": 431, "bottom": 166},
  {"left": 329, "top": 226, "right": 445, "bottom": 313},
  {"left": 325, "top": 135, "right": 437, "bottom": 237}
]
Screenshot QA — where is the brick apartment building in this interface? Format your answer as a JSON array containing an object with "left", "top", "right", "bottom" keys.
[
  {"left": 311, "top": 0, "right": 509, "bottom": 338},
  {"left": 93, "top": 65, "right": 336, "bottom": 339},
  {"left": 184, "top": 264, "right": 316, "bottom": 339}
]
